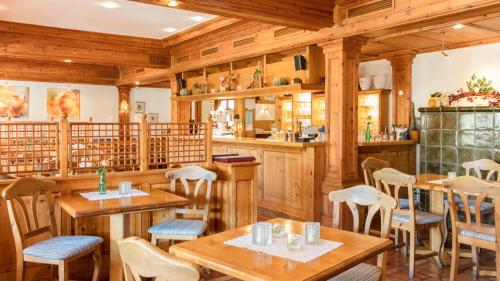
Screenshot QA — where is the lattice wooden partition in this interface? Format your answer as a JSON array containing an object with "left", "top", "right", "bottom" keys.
[
  {"left": 0, "top": 122, "right": 59, "bottom": 175},
  {"left": 148, "top": 122, "right": 207, "bottom": 169},
  {"left": 68, "top": 122, "right": 140, "bottom": 173}
]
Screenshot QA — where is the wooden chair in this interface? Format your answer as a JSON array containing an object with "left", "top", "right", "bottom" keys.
[
  {"left": 328, "top": 185, "right": 397, "bottom": 281},
  {"left": 373, "top": 168, "right": 445, "bottom": 278},
  {"left": 2, "top": 177, "right": 102, "bottom": 281},
  {"left": 445, "top": 176, "right": 500, "bottom": 280},
  {"left": 361, "top": 157, "right": 389, "bottom": 187},
  {"left": 117, "top": 236, "right": 201, "bottom": 281},
  {"left": 149, "top": 166, "right": 217, "bottom": 245},
  {"left": 443, "top": 159, "right": 500, "bottom": 248}
]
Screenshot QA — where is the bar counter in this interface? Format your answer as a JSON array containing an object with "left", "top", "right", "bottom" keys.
[
  {"left": 213, "top": 137, "right": 325, "bottom": 221},
  {"left": 357, "top": 139, "right": 417, "bottom": 175}
]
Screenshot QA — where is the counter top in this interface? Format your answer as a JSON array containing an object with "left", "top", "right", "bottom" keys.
[
  {"left": 212, "top": 137, "right": 325, "bottom": 148},
  {"left": 358, "top": 140, "right": 418, "bottom": 147}
]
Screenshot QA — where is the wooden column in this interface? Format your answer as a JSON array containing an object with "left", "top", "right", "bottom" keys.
[
  {"left": 169, "top": 76, "right": 191, "bottom": 123},
  {"left": 117, "top": 86, "right": 131, "bottom": 123},
  {"left": 319, "top": 37, "right": 365, "bottom": 227},
  {"left": 388, "top": 53, "right": 415, "bottom": 127}
]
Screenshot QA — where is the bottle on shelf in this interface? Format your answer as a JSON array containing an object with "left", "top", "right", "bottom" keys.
[
  {"left": 391, "top": 125, "right": 397, "bottom": 141},
  {"left": 365, "top": 119, "right": 371, "bottom": 142},
  {"left": 382, "top": 126, "right": 388, "bottom": 140}
]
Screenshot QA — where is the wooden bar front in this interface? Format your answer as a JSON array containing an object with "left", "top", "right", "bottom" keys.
[{"left": 213, "top": 137, "right": 325, "bottom": 221}]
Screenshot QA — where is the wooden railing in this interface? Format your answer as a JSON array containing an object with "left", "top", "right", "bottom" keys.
[{"left": 0, "top": 114, "right": 213, "bottom": 176}]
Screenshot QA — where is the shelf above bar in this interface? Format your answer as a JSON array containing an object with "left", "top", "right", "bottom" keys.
[{"left": 171, "top": 84, "right": 325, "bottom": 101}]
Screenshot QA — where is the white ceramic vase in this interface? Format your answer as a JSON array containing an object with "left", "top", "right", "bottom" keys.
[
  {"left": 359, "top": 77, "right": 372, "bottom": 90},
  {"left": 373, "top": 74, "right": 387, "bottom": 89}
]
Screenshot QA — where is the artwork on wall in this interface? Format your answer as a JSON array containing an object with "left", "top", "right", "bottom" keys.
[
  {"left": 147, "top": 113, "right": 158, "bottom": 123},
  {"left": 0, "top": 86, "right": 29, "bottom": 118},
  {"left": 47, "top": 88, "right": 80, "bottom": 119},
  {"left": 134, "top": 101, "right": 145, "bottom": 113}
]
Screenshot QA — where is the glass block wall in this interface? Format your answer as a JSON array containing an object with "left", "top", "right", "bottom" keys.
[{"left": 419, "top": 107, "right": 500, "bottom": 176}]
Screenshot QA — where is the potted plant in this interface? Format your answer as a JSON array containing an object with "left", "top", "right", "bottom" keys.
[{"left": 447, "top": 74, "right": 499, "bottom": 107}]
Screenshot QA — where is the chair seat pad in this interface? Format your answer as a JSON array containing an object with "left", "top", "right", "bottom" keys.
[
  {"left": 23, "top": 236, "right": 103, "bottom": 260},
  {"left": 460, "top": 229, "right": 496, "bottom": 242},
  {"left": 148, "top": 219, "right": 207, "bottom": 237},
  {"left": 393, "top": 210, "right": 443, "bottom": 225},
  {"left": 444, "top": 198, "right": 494, "bottom": 213},
  {"left": 398, "top": 198, "right": 421, "bottom": 209},
  {"left": 329, "top": 263, "right": 381, "bottom": 281}
]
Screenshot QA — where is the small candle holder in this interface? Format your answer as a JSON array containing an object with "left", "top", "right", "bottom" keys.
[
  {"left": 252, "top": 222, "right": 272, "bottom": 246},
  {"left": 272, "top": 222, "right": 285, "bottom": 238},
  {"left": 304, "top": 222, "right": 321, "bottom": 245},
  {"left": 287, "top": 233, "right": 302, "bottom": 251}
]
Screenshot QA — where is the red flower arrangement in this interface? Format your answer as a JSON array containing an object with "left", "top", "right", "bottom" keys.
[{"left": 447, "top": 88, "right": 500, "bottom": 107}]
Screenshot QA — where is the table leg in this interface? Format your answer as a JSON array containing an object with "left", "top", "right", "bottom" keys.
[
  {"left": 429, "top": 190, "right": 450, "bottom": 265},
  {"left": 110, "top": 213, "right": 130, "bottom": 281}
]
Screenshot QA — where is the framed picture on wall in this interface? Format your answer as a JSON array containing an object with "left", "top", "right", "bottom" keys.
[
  {"left": 147, "top": 113, "right": 159, "bottom": 123},
  {"left": 47, "top": 88, "right": 80, "bottom": 119},
  {"left": 134, "top": 101, "right": 145, "bottom": 113},
  {"left": 0, "top": 86, "right": 29, "bottom": 118}
]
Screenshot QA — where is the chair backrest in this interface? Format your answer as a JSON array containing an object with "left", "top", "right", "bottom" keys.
[
  {"left": 373, "top": 168, "right": 416, "bottom": 224},
  {"left": 361, "top": 157, "right": 390, "bottom": 187},
  {"left": 329, "top": 185, "right": 397, "bottom": 237},
  {"left": 1, "top": 177, "right": 58, "bottom": 253},
  {"left": 118, "top": 236, "right": 200, "bottom": 281},
  {"left": 463, "top": 159, "right": 500, "bottom": 182},
  {"left": 166, "top": 166, "right": 217, "bottom": 221},
  {"left": 444, "top": 176, "right": 499, "bottom": 246},
  {"left": 329, "top": 185, "right": 396, "bottom": 274}
]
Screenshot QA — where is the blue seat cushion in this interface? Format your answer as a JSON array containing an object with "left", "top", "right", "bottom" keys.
[
  {"left": 23, "top": 236, "right": 103, "bottom": 260},
  {"left": 329, "top": 263, "right": 381, "bottom": 281},
  {"left": 399, "top": 198, "right": 421, "bottom": 209},
  {"left": 393, "top": 211, "right": 443, "bottom": 225},
  {"left": 445, "top": 198, "right": 494, "bottom": 214},
  {"left": 148, "top": 219, "right": 207, "bottom": 237},
  {"left": 460, "top": 229, "right": 496, "bottom": 242}
]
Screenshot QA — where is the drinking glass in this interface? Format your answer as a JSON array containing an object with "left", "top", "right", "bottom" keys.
[
  {"left": 448, "top": 172, "right": 457, "bottom": 180},
  {"left": 304, "top": 222, "right": 321, "bottom": 245},
  {"left": 272, "top": 222, "right": 285, "bottom": 238},
  {"left": 252, "top": 222, "right": 272, "bottom": 246},
  {"left": 119, "top": 181, "right": 132, "bottom": 195}
]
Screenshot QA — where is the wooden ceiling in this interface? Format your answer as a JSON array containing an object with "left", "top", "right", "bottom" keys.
[
  {"left": 0, "top": 20, "right": 170, "bottom": 85},
  {"left": 129, "top": 0, "right": 334, "bottom": 30},
  {"left": 361, "top": 15, "right": 500, "bottom": 60}
]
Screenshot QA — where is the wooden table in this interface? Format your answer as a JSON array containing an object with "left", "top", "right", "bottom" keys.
[
  {"left": 414, "top": 173, "right": 449, "bottom": 263},
  {"left": 58, "top": 189, "right": 189, "bottom": 281},
  {"left": 170, "top": 218, "right": 393, "bottom": 281}
]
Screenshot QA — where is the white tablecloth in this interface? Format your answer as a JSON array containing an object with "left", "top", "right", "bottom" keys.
[
  {"left": 224, "top": 233, "right": 343, "bottom": 263},
  {"left": 80, "top": 189, "right": 149, "bottom": 201}
]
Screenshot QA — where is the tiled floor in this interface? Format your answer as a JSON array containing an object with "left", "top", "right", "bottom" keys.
[{"left": 209, "top": 249, "right": 497, "bottom": 281}]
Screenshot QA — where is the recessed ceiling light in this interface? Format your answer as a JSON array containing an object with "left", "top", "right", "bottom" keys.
[
  {"left": 99, "top": 1, "right": 120, "bottom": 9},
  {"left": 190, "top": 16, "right": 205, "bottom": 22},
  {"left": 0, "top": 4, "right": 5, "bottom": 10},
  {"left": 135, "top": 81, "right": 140, "bottom": 85},
  {"left": 163, "top": 27, "right": 177, "bottom": 33},
  {"left": 453, "top": 23, "right": 464, "bottom": 30},
  {"left": 167, "top": 0, "right": 178, "bottom": 7},
  {"left": 63, "top": 59, "right": 72, "bottom": 63}
]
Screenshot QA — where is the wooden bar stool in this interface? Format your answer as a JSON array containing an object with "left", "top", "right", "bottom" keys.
[{"left": 2, "top": 177, "right": 102, "bottom": 281}]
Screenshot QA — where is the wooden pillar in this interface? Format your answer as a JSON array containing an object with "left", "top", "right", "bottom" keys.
[
  {"left": 234, "top": 99, "right": 246, "bottom": 137},
  {"left": 388, "top": 53, "right": 415, "bottom": 127},
  {"left": 169, "top": 76, "right": 191, "bottom": 122},
  {"left": 117, "top": 86, "right": 131, "bottom": 123},
  {"left": 319, "top": 37, "right": 366, "bottom": 227}
]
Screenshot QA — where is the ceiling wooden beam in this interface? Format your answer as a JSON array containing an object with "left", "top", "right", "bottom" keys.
[
  {"left": 162, "top": 17, "right": 244, "bottom": 47},
  {"left": 0, "top": 58, "right": 119, "bottom": 85},
  {"left": 0, "top": 20, "right": 170, "bottom": 68},
  {"left": 130, "top": 0, "right": 334, "bottom": 30},
  {"left": 465, "top": 22, "right": 500, "bottom": 34}
]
